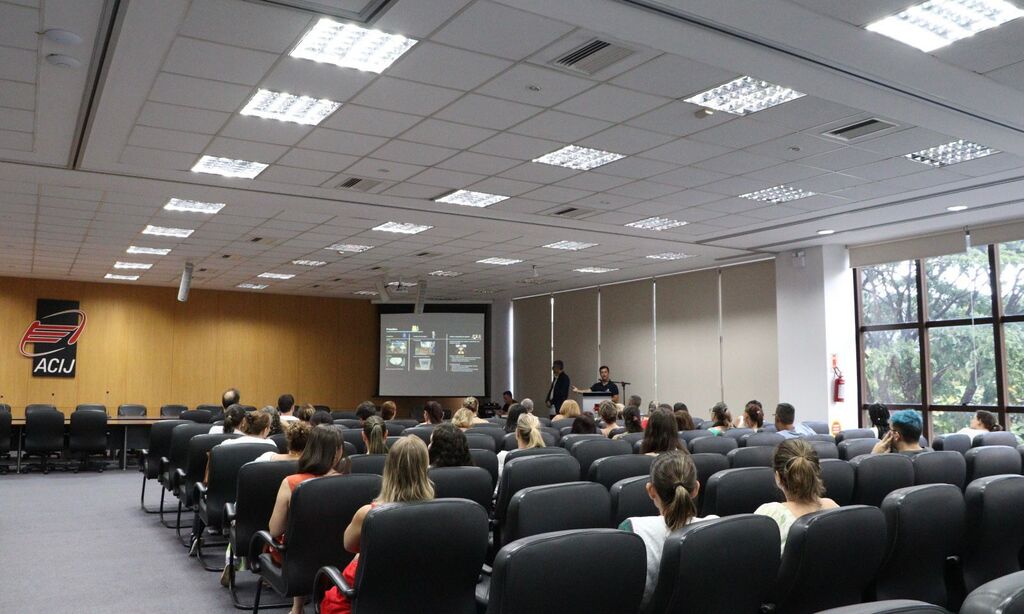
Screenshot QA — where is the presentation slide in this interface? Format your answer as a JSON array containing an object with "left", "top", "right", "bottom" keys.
[{"left": 379, "top": 313, "right": 486, "bottom": 396}]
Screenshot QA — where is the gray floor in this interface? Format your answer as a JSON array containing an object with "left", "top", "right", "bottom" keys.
[{"left": 0, "top": 467, "right": 265, "bottom": 613}]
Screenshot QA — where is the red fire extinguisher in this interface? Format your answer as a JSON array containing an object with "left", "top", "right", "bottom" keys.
[{"left": 833, "top": 366, "right": 845, "bottom": 403}]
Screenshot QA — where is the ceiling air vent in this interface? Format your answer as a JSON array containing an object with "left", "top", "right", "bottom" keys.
[
  {"left": 822, "top": 118, "right": 898, "bottom": 142},
  {"left": 552, "top": 38, "right": 634, "bottom": 76},
  {"left": 336, "top": 176, "right": 383, "bottom": 192},
  {"left": 543, "top": 205, "right": 596, "bottom": 220}
]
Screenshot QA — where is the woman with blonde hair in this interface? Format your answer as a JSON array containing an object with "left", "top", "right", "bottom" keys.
[
  {"left": 755, "top": 439, "right": 838, "bottom": 553},
  {"left": 452, "top": 408, "right": 475, "bottom": 430},
  {"left": 552, "top": 399, "right": 581, "bottom": 423},
  {"left": 598, "top": 400, "right": 619, "bottom": 438},
  {"left": 361, "top": 415, "right": 388, "bottom": 455},
  {"left": 463, "top": 395, "right": 489, "bottom": 425},
  {"left": 496, "top": 413, "right": 545, "bottom": 489},
  {"left": 320, "top": 437, "right": 434, "bottom": 614}
]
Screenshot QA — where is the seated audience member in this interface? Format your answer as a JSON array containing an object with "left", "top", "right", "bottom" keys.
[
  {"left": 735, "top": 400, "right": 764, "bottom": 430},
  {"left": 552, "top": 399, "right": 582, "bottom": 423},
  {"left": 463, "top": 396, "right": 489, "bottom": 425},
  {"left": 674, "top": 409, "right": 695, "bottom": 431},
  {"left": 571, "top": 413, "right": 597, "bottom": 435},
  {"left": 419, "top": 400, "right": 444, "bottom": 426},
  {"left": 355, "top": 401, "right": 377, "bottom": 424},
  {"left": 321, "top": 437, "right": 434, "bottom": 614},
  {"left": 429, "top": 422, "right": 473, "bottom": 468},
  {"left": 500, "top": 390, "right": 516, "bottom": 415},
  {"left": 707, "top": 402, "right": 733, "bottom": 435},
  {"left": 269, "top": 426, "right": 347, "bottom": 614},
  {"left": 222, "top": 387, "right": 240, "bottom": 410},
  {"left": 599, "top": 400, "right": 620, "bottom": 437},
  {"left": 496, "top": 413, "right": 545, "bottom": 493},
  {"left": 867, "top": 403, "right": 890, "bottom": 439},
  {"left": 217, "top": 410, "right": 276, "bottom": 448},
  {"left": 278, "top": 394, "right": 298, "bottom": 422},
  {"left": 755, "top": 439, "right": 838, "bottom": 553},
  {"left": 620, "top": 450, "right": 718, "bottom": 610},
  {"left": 520, "top": 398, "right": 535, "bottom": 415},
  {"left": 258, "top": 421, "right": 311, "bottom": 462},
  {"left": 871, "top": 409, "right": 927, "bottom": 456},
  {"left": 261, "top": 406, "right": 284, "bottom": 436},
  {"left": 362, "top": 415, "right": 388, "bottom": 455},
  {"left": 774, "top": 403, "right": 816, "bottom": 439},
  {"left": 296, "top": 404, "right": 315, "bottom": 422},
  {"left": 626, "top": 395, "right": 642, "bottom": 412},
  {"left": 209, "top": 404, "right": 245, "bottom": 435},
  {"left": 452, "top": 408, "right": 475, "bottom": 430},
  {"left": 616, "top": 405, "right": 644, "bottom": 437},
  {"left": 640, "top": 409, "right": 685, "bottom": 456},
  {"left": 380, "top": 400, "right": 397, "bottom": 422},
  {"left": 310, "top": 410, "right": 334, "bottom": 427},
  {"left": 957, "top": 409, "right": 1004, "bottom": 439},
  {"left": 503, "top": 403, "right": 526, "bottom": 434}
]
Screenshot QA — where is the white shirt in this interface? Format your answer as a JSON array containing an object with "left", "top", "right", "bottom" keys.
[
  {"left": 956, "top": 427, "right": 988, "bottom": 440},
  {"left": 624, "top": 514, "right": 718, "bottom": 609},
  {"left": 280, "top": 414, "right": 299, "bottom": 422},
  {"left": 208, "top": 425, "right": 224, "bottom": 434},
  {"left": 217, "top": 435, "right": 276, "bottom": 448}
]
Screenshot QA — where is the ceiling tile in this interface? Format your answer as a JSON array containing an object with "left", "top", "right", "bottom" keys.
[
  {"left": 298, "top": 128, "right": 389, "bottom": 156},
  {"left": 388, "top": 42, "right": 513, "bottom": 90},
  {"left": 618, "top": 200, "right": 685, "bottom": 216},
  {"left": 435, "top": 94, "right": 542, "bottom": 130},
  {"left": 522, "top": 185, "right": 593, "bottom": 203},
  {"left": 689, "top": 117, "right": 794, "bottom": 149},
  {"left": 431, "top": 1, "right": 574, "bottom": 60},
  {"left": 351, "top": 77, "right": 463, "bottom": 116},
  {"left": 844, "top": 157, "right": 926, "bottom": 180},
  {"left": 205, "top": 137, "right": 288, "bottom": 163},
  {"left": 255, "top": 165, "right": 336, "bottom": 186},
  {"left": 577, "top": 125, "right": 675, "bottom": 156},
  {"left": 0, "top": 108, "right": 32, "bottom": 132},
  {"left": 470, "top": 132, "right": 562, "bottom": 160},
  {"left": 373, "top": 0, "right": 473, "bottom": 38},
  {"left": 932, "top": 21, "right": 1024, "bottom": 73},
  {"left": 0, "top": 79, "right": 33, "bottom": 110},
  {"left": 626, "top": 101, "right": 732, "bottom": 136},
  {"left": 119, "top": 146, "right": 196, "bottom": 171},
  {"left": 647, "top": 166, "right": 731, "bottom": 188},
  {"left": 800, "top": 146, "right": 888, "bottom": 171},
  {"left": 343, "top": 158, "right": 426, "bottom": 182},
  {"left": 642, "top": 139, "right": 731, "bottom": 166},
  {"left": 0, "top": 3, "right": 38, "bottom": 50},
  {"left": 136, "top": 102, "right": 229, "bottom": 135},
  {"left": 260, "top": 58, "right": 375, "bottom": 102},
  {"left": 651, "top": 189, "right": 724, "bottom": 207},
  {"left": 372, "top": 139, "right": 459, "bottom": 166},
  {"left": 149, "top": 73, "right": 252, "bottom": 112},
  {"left": 410, "top": 167, "right": 487, "bottom": 189},
  {"left": 853, "top": 127, "right": 955, "bottom": 156},
  {"left": 466, "top": 176, "right": 541, "bottom": 196},
  {"left": 611, "top": 53, "right": 736, "bottom": 98},
  {"left": 437, "top": 151, "right": 521, "bottom": 175},
  {"left": 219, "top": 115, "right": 313, "bottom": 146},
  {"left": 318, "top": 104, "right": 422, "bottom": 137},
  {"left": 0, "top": 129, "right": 32, "bottom": 151},
  {"left": 508, "top": 110, "right": 612, "bottom": 142},
  {"left": 692, "top": 150, "right": 782, "bottom": 175},
  {"left": 593, "top": 156, "right": 678, "bottom": 179},
  {"left": 476, "top": 63, "right": 595, "bottom": 106},
  {"left": 554, "top": 172, "right": 632, "bottom": 191},
  {"left": 699, "top": 197, "right": 764, "bottom": 215},
  {"left": 607, "top": 180, "right": 681, "bottom": 200},
  {"left": 163, "top": 37, "right": 277, "bottom": 86},
  {"left": 745, "top": 132, "right": 843, "bottom": 160},
  {"left": 790, "top": 172, "right": 867, "bottom": 193},
  {"left": 555, "top": 84, "right": 669, "bottom": 122},
  {"left": 400, "top": 119, "right": 496, "bottom": 149},
  {"left": 744, "top": 95, "right": 862, "bottom": 131},
  {"left": 277, "top": 149, "right": 358, "bottom": 173},
  {"left": 127, "top": 125, "right": 211, "bottom": 154},
  {"left": 699, "top": 176, "right": 775, "bottom": 196},
  {"left": 986, "top": 60, "right": 1024, "bottom": 91},
  {"left": 499, "top": 161, "right": 580, "bottom": 183},
  {"left": 178, "top": 0, "right": 313, "bottom": 53},
  {"left": 746, "top": 162, "right": 827, "bottom": 184},
  {"left": 0, "top": 43, "right": 36, "bottom": 83},
  {"left": 383, "top": 182, "right": 450, "bottom": 199}
]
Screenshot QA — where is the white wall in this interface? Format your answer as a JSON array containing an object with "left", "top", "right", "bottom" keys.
[{"left": 490, "top": 298, "right": 512, "bottom": 399}]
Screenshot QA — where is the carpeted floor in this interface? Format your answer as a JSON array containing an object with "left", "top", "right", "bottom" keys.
[{"left": 0, "top": 468, "right": 270, "bottom": 613}]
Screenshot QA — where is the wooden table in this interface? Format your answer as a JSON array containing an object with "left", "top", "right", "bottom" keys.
[{"left": 11, "top": 417, "right": 178, "bottom": 472}]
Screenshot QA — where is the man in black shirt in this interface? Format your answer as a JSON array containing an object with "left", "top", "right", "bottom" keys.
[
  {"left": 573, "top": 365, "right": 619, "bottom": 403},
  {"left": 545, "top": 360, "right": 570, "bottom": 417},
  {"left": 500, "top": 390, "right": 516, "bottom": 415}
]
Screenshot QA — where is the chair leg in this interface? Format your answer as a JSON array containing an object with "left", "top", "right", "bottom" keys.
[
  {"left": 253, "top": 578, "right": 262, "bottom": 614},
  {"left": 197, "top": 532, "right": 230, "bottom": 572}
]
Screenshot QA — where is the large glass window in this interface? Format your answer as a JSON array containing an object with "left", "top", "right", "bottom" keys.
[
  {"left": 928, "top": 326, "right": 996, "bottom": 405},
  {"left": 925, "top": 247, "right": 991, "bottom": 320},
  {"left": 863, "top": 330, "right": 921, "bottom": 404},
  {"left": 1002, "top": 240, "right": 1024, "bottom": 317},
  {"left": 1007, "top": 321, "right": 1024, "bottom": 406},
  {"left": 860, "top": 260, "right": 918, "bottom": 325}
]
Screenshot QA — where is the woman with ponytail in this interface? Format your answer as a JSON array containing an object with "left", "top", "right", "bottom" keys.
[
  {"left": 218, "top": 409, "right": 276, "bottom": 448},
  {"left": 619, "top": 450, "right": 718, "bottom": 609},
  {"left": 957, "top": 409, "right": 1004, "bottom": 439},
  {"left": 755, "top": 439, "right": 837, "bottom": 553},
  {"left": 361, "top": 415, "right": 389, "bottom": 455},
  {"left": 495, "top": 413, "right": 545, "bottom": 487}
]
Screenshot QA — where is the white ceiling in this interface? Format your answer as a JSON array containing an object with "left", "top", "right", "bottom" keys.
[{"left": 1, "top": 0, "right": 1023, "bottom": 300}]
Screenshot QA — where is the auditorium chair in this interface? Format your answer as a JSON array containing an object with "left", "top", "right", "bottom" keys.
[
  {"left": 387, "top": 419, "right": 419, "bottom": 429},
  {"left": 480, "top": 529, "right": 645, "bottom": 614},
  {"left": 538, "top": 426, "right": 562, "bottom": 444},
  {"left": 0, "top": 403, "right": 10, "bottom": 413},
  {"left": 744, "top": 432, "right": 785, "bottom": 448},
  {"left": 679, "top": 429, "right": 710, "bottom": 444},
  {"left": 814, "top": 601, "right": 952, "bottom": 613},
  {"left": 314, "top": 499, "right": 487, "bottom": 614},
  {"left": 252, "top": 474, "right": 382, "bottom": 613},
  {"left": 703, "top": 467, "right": 785, "bottom": 516},
  {"left": 225, "top": 459, "right": 298, "bottom": 609},
  {"left": 965, "top": 446, "right": 1022, "bottom": 483},
  {"left": 140, "top": 419, "right": 187, "bottom": 512},
  {"left": 385, "top": 435, "right": 402, "bottom": 450},
  {"left": 912, "top": 451, "right": 967, "bottom": 489},
  {"left": 570, "top": 438, "right": 631, "bottom": 479},
  {"left": 692, "top": 452, "right": 730, "bottom": 515},
  {"left": 468, "top": 424, "right": 506, "bottom": 451},
  {"left": 335, "top": 418, "right": 362, "bottom": 429},
  {"left": 723, "top": 427, "right": 754, "bottom": 442},
  {"left": 820, "top": 458, "right": 856, "bottom": 506},
  {"left": 836, "top": 428, "right": 876, "bottom": 445},
  {"left": 618, "top": 431, "right": 645, "bottom": 449},
  {"left": 179, "top": 409, "right": 212, "bottom": 424},
  {"left": 610, "top": 475, "right": 658, "bottom": 526},
  {"left": 555, "top": 417, "right": 577, "bottom": 431},
  {"left": 465, "top": 431, "right": 497, "bottom": 452},
  {"left": 560, "top": 433, "right": 605, "bottom": 451},
  {"left": 851, "top": 454, "right": 915, "bottom": 507},
  {"left": 493, "top": 455, "right": 581, "bottom": 547},
  {"left": 470, "top": 449, "right": 499, "bottom": 488},
  {"left": 760, "top": 425, "right": 779, "bottom": 433},
  {"left": 75, "top": 403, "right": 107, "bottom": 414},
  {"left": 174, "top": 433, "right": 239, "bottom": 544},
  {"left": 587, "top": 454, "right": 653, "bottom": 490},
  {"left": 159, "top": 422, "right": 213, "bottom": 526},
  {"left": 646, "top": 515, "right": 780, "bottom": 614},
  {"left": 194, "top": 443, "right": 270, "bottom": 570},
  {"left": 874, "top": 485, "right": 965, "bottom": 608},
  {"left": 502, "top": 431, "right": 556, "bottom": 450},
  {"left": 68, "top": 408, "right": 109, "bottom": 472},
  {"left": 349, "top": 454, "right": 387, "bottom": 476},
  {"left": 21, "top": 407, "right": 66, "bottom": 473},
  {"left": 932, "top": 434, "right": 971, "bottom": 455},
  {"left": 808, "top": 440, "right": 840, "bottom": 459},
  {"left": 690, "top": 436, "right": 738, "bottom": 455},
  {"left": 429, "top": 466, "right": 493, "bottom": 510},
  {"left": 961, "top": 474, "right": 1024, "bottom": 593},
  {"left": 117, "top": 404, "right": 146, "bottom": 417},
  {"left": 382, "top": 422, "right": 406, "bottom": 436},
  {"left": 804, "top": 421, "right": 830, "bottom": 435},
  {"left": 25, "top": 403, "right": 57, "bottom": 416},
  {"left": 973, "top": 431, "right": 1019, "bottom": 447},
  {"left": 402, "top": 426, "right": 434, "bottom": 444},
  {"left": 0, "top": 410, "right": 11, "bottom": 474},
  {"left": 331, "top": 411, "right": 356, "bottom": 421},
  {"left": 505, "top": 446, "right": 569, "bottom": 462},
  {"left": 727, "top": 445, "right": 774, "bottom": 468},
  {"left": 269, "top": 433, "right": 287, "bottom": 453},
  {"left": 608, "top": 427, "right": 627, "bottom": 438},
  {"left": 765, "top": 506, "right": 888, "bottom": 614},
  {"left": 160, "top": 404, "right": 187, "bottom": 418},
  {"left": 340, "top": 428, "right": 366, "bottom": 454},
  {"left": 959, "top": 569, "right": 1024, "bottom": 614},
  {"left": 839, "top": 437, "right": 881, "bottom": 460},
  {"left": 503, "top": 482, "right": 611, "bottom": 546}
]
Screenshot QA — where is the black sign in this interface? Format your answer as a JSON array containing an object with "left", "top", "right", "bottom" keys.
[{"left": 19, "top": 299, "right": 86, "bottom": 378}]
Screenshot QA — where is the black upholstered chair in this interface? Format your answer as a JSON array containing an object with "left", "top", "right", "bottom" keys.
[
  {"left": 679, "top": 429, "right": 710, "bottom": 444},
  {"left": 961, "top": 474, "right": 1024, "bottom": 593},
  {"left": 505, "top": 446, "right": 569, "bottom": 462},
  {"left": 571, "top": 438, "right": 632, "bottom": 479},
  {"left": 179, "top": 409, "right": 212, "bottom": 424},
  {"left": 314, "top": 499, "right": 488, "bottom": 614},
  {"left": 703, "top": 467, "right": 784, "bottom": 516},
  {"left": 723, "top": 427, "right": 754, "bottom": 442},
  {"left": 959, "top": 569, "right": 1024, "bottom": 614},
  {"left": 334, "top": 419, "right": 362, "bottom": 429},
  {"left": 932, "top": 434, "right": 971, "bottom": 455},
  {"left": 349, "top": 454, "right": 387, "bottom": 476},
  {"left": 850, "top": 454, "right": 915, "bottom": 507},
  {"left": 430, "top": 466, "right": 493, "bottom": 510},
  {"left": 610, "top": 475, "right": 657, "bottom": 526},
  {"left": 690, "top": 436, "right": 738, "bottom": 455},
  {"left": 560, "top": 433, "right": 605, "bottom": 451},
  {"left": 820, "top": 458, "right": 856, "bottom": 506},
  {"left": 340, "top": 428, "right": 366, "bottom": 454},
  {"left": 482, "top": 529, "right": 645, "bottom": 614},
  {"left": 538, "top": 426, "right": 562, "bottom": 444},
  {"left": 744, "top": 432, "right": 785, "bottom": 448},
  {"left": 804, "top": 421, "right": 830, "bottom": 435},
  {"left": 195, "top": 404, "right": 223, "bottom": 421},
  {"left": 194, "top": 443, "right": 269, "bottom": 569},
  {"left": 0, "top": 410, "right": 11, "bottom": 474},
  {"left": 808, "top": 440, "right": 840, "bottom": 459},
  {"left": 588, "top": 454, "right": 653, "bottom": 489},
  {"left": 875, "top": 484, "right": 965, "bottom": 608},
  {"left": 269, "top": 433, "right": 287, "bottom": 453},
  {"left": 156, "top": 422, "right": 207, "bottom": 521},
  {"left": 69, "top": 408, "right": 109, "bottom": 472},
  {"left": 618, "top": 431, "right": 644, "bottom": 449},
  {"left": 494, "top": 455, "right": 581, "bottom": 546},
  {"left": 692, "top": 452, "right": 730, "bottom": 515},
  {"left": 331, "top": 410, "right": 356, "bottom": 420},
  {"left": 727, "top": 445, "right": 774, "bottom": 468},
  {"left": 965, "top": 445, "right": 1022, "bottom": 483},
  {"left": 645, "top": 515, "right": 780, "bottom": 614},
  {"left": 469, "top": 448, "right": 499, "bottom": 488},
  {"left": 402, "top": 426, "right": 433, "bottom": 444},
  {"left": 803, "top": 433, "right": 838, "bottom": 443},
  {"left": 160, "top": 404, "right": 187, "bottom": 418},
  {"left": 503, "top": 482, "right": 610, "bottom": 545},
  {"left": 814, "top": 601, "right": 952, "bottom": 613},
  {"left": 21, "top": 407, "right": 66, "bottom": 473},
  {"left": 465, "top": 431, "right": 497, "bottom": 452},
  {"left": 25, "top": 403, "right": 57, "bottom": 416},
  {"left": 117, "top": 404, "right": 147, "bottom": 417},
  {"left": 387, "top": 419, "right": 418, "bottom": 428},
  {"left": 173, "top": 433, "right": 239, "bottom": 543},
  {"left": 768, "top": 506, "right": 888, "bottom": 614},
  {"left": 839, "top": 437, "right": 881, "bottom": 460},
  {"left": 503, "top": 431, "right": 556, "bottom": 450},
  {"left": 912, "top": 451, "right": 967, "bottom": 489},
  {"left": 75, "top": 403, "right": 107, "bottom": 414},
  {"left": 469, "top": 425, "right": 507, "bottom": 451},
  {"left": 382, "top": 422, "right": 406, "bottom": 436},
  {"left": 252, "top": 474, "right": 382, "bottom": 612},
  {"left": 835, "top": 428, "right": 876, "bottom": 445},
  {"left": 972, "top": 431, "right": 1019, "bottom": 448}
]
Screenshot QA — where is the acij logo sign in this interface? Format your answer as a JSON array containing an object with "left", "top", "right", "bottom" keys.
[{"left": 18, "top": 299, "right": 87, "bottom": 378}]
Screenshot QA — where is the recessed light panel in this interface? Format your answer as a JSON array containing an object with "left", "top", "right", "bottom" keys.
[
  {"left": 237, "top": 283, "right": 269, "bottom": 290},
  {"left": 477, "top": 257, "right": 523, "bottom": 266},
  {"left": 684, "top": 76, "right": 805, "bottom": 115},
  {"left": 240, "top": 89, "right": 341, "bottom": 125},
  {"left": 434, "top": 190, "right": 509, "bottom": 207},
  {"left": 947, "top": 205, "right": 969, "bottom": 211},
  {"left": 191, "top": 155, "right": 268, "bottom": 179},
  {"left": 904, "top": 139, "right": 997, "bottom": 166},
  {"left": 739, "top": 185, "right": 817, "bottom": 204},
  {"left": 127, "top": 246, "right": 170, "bottom": 255},
  {"left": 625, "top": 217, "right": 688, "bottom": 231},
  {"left": 372, "top": 222, "right": 432, "bottom": 234},
  {"left": 326, "top": 243, "right": 374, "bottom": 253},
  {"left": 532, "top": 145, "right": 625, "bottom": 170},
  {"left": 429, "top": 270, "right": 462, "bottom": 277},
  {"left": 258, "top": 272, "right": 295, "bottom": 280},
  {"left": 114, "top": 261, "right": 153, "bottom": 270},
  {"left": 292, "top": 259, "right": 327, "bottom": 267},
  {"left": 164, "top": 198, "right": 225, "bottom": 214},
  {"left": 865, "top": 0, "right": 1024, "bottom": 52},
  {"left": 290, "top": 18, "right": 417, "bottom": 74},
  {"left": 543, "top": 240, "right": 598, "bottom": 251},
  {"left": 646, "top": 252, "right": 695, "bottom": 260},
  {"left": 575, "top": 267, "right": 618, "bottom": 273},
  {"left": 817, "top": 229, "right": 836, "bottom": 236},
  {"left": 354, "top": 290, "right": 379, "bottom": 296},
  {"left": 105, "top": 273, "right": 139, "bottom": 281},
  {"left": 142, "top": 225, "right": 193, "bottom": 238}
]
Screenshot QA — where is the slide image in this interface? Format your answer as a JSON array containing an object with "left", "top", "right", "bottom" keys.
[
  {"left": 452, "top": 343, "right": 467, "bottom": 356},
  {"left": 415, "top": 357, "right": 432, "bottom": 371},
  {"left": 414, "top": 340, "right": 436, "bottom": 356},
  {"left": 387, "top": 356, "right": 406, "bottom": 369},
  {"left": 387, "top": 339, "right": 407, "bottom": 355}
]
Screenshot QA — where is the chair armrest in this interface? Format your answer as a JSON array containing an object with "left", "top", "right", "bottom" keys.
[
  {"left": 481, "top": 564, "right": 492, "bottom": 576},
  {"left": 314, "top": 565, "right": 355, "bottom": 607},
  {"left": 224, "top": 502, "right": 236, "bottom": 523},
  {"left": 194, "top": 482, "right": 208, "bottom": 501},
  {"left": 248, "top": 530, "right": 284, "bottom": 572}
]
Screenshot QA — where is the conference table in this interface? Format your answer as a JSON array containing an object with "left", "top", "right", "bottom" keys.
[{"left": 10, "top": 416, "right": 170, "bottom": 472}]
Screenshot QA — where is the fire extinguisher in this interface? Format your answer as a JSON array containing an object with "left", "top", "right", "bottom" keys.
[{"left": 833, "top": 366, "right": 845, "bottom": 403}]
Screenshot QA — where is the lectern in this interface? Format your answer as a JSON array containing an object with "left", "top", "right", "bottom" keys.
[{"left": 580, "top": 391, "right": 613, "bottom": 415}]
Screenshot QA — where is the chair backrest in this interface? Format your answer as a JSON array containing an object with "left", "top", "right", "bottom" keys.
[
  {"left": 469, "top": 448, "right": 499, "bottom": 488},
  {"left": 812, "top": 601, "right": 951, "bottom": 613},
  {"left": 959, "top": 569, "right": 1024, "bottom": 614},
  {"left": 804, "top": 421, "right": 830, "bottom": 435},
  {"left": 560, "top": 433, "right": 606, "bottom": 451},
  {"left": 180, "top": 434, "right": 238, "bottom": 505},
  {"left": 839, "top": 437, "right": 881, "bottom": 460},
  {"left": 972, "top": 431, "right": 1019, "bottom": 448},
  {"left": 331, "top": 411, "right": 356, "bottom": 420},
  {"left": 179, "top": 409, "right": 212, "bottom": 424},
  {"left": 25, "top": 404, "right": 57, "bottom": 416},
  {"left": 464, "top": 431, "right": 497, "bottom": 452},
  {"left": 704, "top": 467, "right": 785, "bottom": 516},
  {"left": 772, "top": 506, "right": 888, "bottom": 614},
  {"left": 24, "top": 408, "right": 66, "bottom": 452},
  {"left": 335, "top": 418, "right": 362, "bottom": 429},
  {"left": 349, "top": 453, "right": 387, "bottom": 476},
  {"left": 587, "top": 454, "right": 654, "bottom": 489},
  {"left": 571, "top": 438, "right": 632, "bottom": 479},
  {"left": 486, "top": 529, "right": 645, "bottom": 614},
  {"left": 495, "top": 454, "right": 581, "bottom": 523},
  {"left": 75, "top": 404, "right": 107, "bottom": 414},
  {"left": 383, "top": 422, "right": 406, "bottom": 436},
  {"left": 504, "top": 481, "right": 611, "bottom": 546},
  {"left": 745, "top": 432, "right": 785, "bottom": 448},
  {"left": 69, "top": 409, "right": 108, "bottom": 451},
  {"left": 231, "top": 460, "right": 299, "bottom": 555},
  {"left": 144, "top": 419, "right": 187, "bottom": 478},
  {"left": 820, "top": 458, "right": 856, "bottom": 507},
  {"left": 836, "top": 428, "right": 876, "bottom": 445},
  {"left": 160, "top": 404, "right": 187, "bottom": 418},
  {"left": 388, "top": 419, "right": 419, "bottom": 428},
  {"left": 965, "top": 445, "right": 1022, "bottom": 483},
  {"left": 0, "top": 403, "right": 10, "bottom": 413},
  {"left": 690, "top": 436, "right": 738, "bottom": 455},
  {"left": 723, "top": 427, "right": 754, "bottom": 442},
  {"left": 166, "top": 422, "right": 214, "bottom": 488},
  {"left": 429, "top": 466, "right": 493, "bottom": 510},
  {"left": 117, "top": 404, "right": 147, "bottom": 417},
  {"left": 692, "top": 452, "right": 731, "bottom": 516},
  {"left": 933, "top": 433, "right": 972, "bottom": 454},
  {"left": 403, "top": 426, "right": 434, "bottom": 444},
  {"left": 912, "top": 450, "right": 967, "bottom": 489},
  {"left": 353, "top": 499, "right": 488, "bottom": 614},
  {"left": 803, "top": 434, "right": 837, "bottom": 443},
  {"left": 538, "top": 425, "right": 561, "bottom": 443},
  {"left": 505, "top": 446, "right": 569, "bottom": 463},
  {"left": 618, "top": 431, "right": 645, "bottom": 448},
  {"left": 962, "top": 474, "right": 1024, "bottom": 593},
  {"left": 0, "top": 410, "right": 11, "bottom": 454},
  {"left": 679, "top": 429, "right": 710, "bottom": 444},
  {"left": 203, "top": 443, "right": 271, "bottom": 530},
  {"left": 269, "top": 433, "right": 287, "bottom": 453},
  {"left": 727, "top": 445, "right": 774, "bottom": 468},
  {"left": 647, "top": 515, "right": 780, "bottom": 614},
  {"left": 610, "top": 475, "right": 658, "bottom": 526},
  {"left": 808, "top": 440, "right": 839, "bottom": 460},
  {"left": 850, "top": 454, "right": 915, "bottom": 507},
  {"left": 468, "top": 425, "right": 506, "bottom": 451},
  {"left": 875, "top": 484, "right": 965, "bottom": 606},
  {"left": 338, "top": 428, "right": 366, "bottom": 454},
  {"left": 281, "top": 474, "right": 382, "bottom": 595}
]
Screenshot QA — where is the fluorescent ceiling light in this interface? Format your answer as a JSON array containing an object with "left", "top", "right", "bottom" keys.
[
  {"left": 740, "top": 185, "right": 817, "bottom": 204},
  {"left": 646, "top": 252, "right": 695, "bottom": 261},
  {"left": 114, "top": 261, "right": 153, "bottom": 270},
  {"left": 477, "top": 257, "right": 522, "bottom": 266},
  {"left": 625, "top": 217, "right": 688, "bottom": 231},
  {"left": 817, "top": 229, "right": 836, "bottom": 236},
  {"left": 240, "top": 89, "right": 341, "bottom": 125},
  {"left": 864, "top": 0, "right": 1024, "bottom": 52},
  {"left": 164, "top": 198, "right": 225, "bottom": 214},
  {"left": 326, "top": 243, "right": 373, "bottom": 253},
  {"left": 191, "top": 155, "right": 268, "bottom": 179},
  {"left": 947, "top": 205, "right": 969, "bottom": 211},
  {"left": 429, "top": 270, "right": 462, "bottom": 277},
  {"left": 142, "top": 225, "right": 193, "bottom": 238},
  {"left": 543, "top": 240, "right": 598, "bottom": 251},
  {"left": 575, "top": 267, "right": 618, "bottom": 273},
  {"left": 105, "top": 273, "right": 139, "bottom": 281},
  {"left": 290, "top": 18, "right": 417, "bottom": 74},
  {"left": 386, "top": 281, "right": 418, "bottom": 287},
  {"left": 258, "top": 272, "right": 295, "bottom": 280},
  {"left": 684, "top": 76, "right": 805, "bottom": 115},
  {"left": 292, "top": 259, "right": 327, "bottom": 267},
  {"left": 372, "top": 221, "right": 432, "bottom": 234},
  {"left": 354, "top": 290, "right": 379, "bottom": 296},
  {"left": 532, "top": 145, "right": 625, "bottom": 170},
  {"left": 904, "top": 139, "right": 997, "bottom": 166},
  {"left": 434, "top": 189, "right": 509, "bottom": 208},
  {"left": 237, "top": 283, "right": 268, "bottom": 290},
  {"left": 127, "top": 246, "right": 170, "bottom": 255}
]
